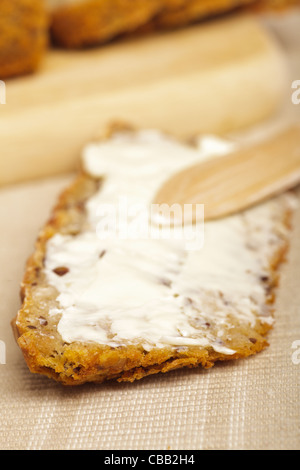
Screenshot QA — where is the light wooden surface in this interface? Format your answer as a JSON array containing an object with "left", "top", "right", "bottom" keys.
[
  {"left": 0, "top": 13, "right": 288, "bottom": 187},
  {"left": 154, "top": 125, "right": 300, "bottom": 221}
]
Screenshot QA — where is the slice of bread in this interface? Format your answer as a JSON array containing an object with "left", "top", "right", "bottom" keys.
[
  {"left": 148, "top": 0, "right": 300, "bottom": 30},
  {"left": 47, "top": 0, "right": 163, "bottom": 48},
  {"left": 0, "top": 0, "right": 48, "bottom": 79},
  {"left": 47, "top": 0, "right": 299, "bottom": 49},
  {"left": 12, "top": 123, "right": 297, "bottom": 386},
  {"left": 47, "top": 0, "right": 256, "bottom": 48},
  {"left": 140, "top": 0, "right": 256, "bottom": 30}
]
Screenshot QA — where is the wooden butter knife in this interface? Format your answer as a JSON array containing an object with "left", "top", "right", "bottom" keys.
[{"left": 153, "top": 125, "right": 300, "bottom": 223}]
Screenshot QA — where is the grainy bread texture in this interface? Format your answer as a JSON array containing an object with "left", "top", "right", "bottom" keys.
[
  {"left": 139, "top": 0, "right": 256, "bottom": 30},
  {"left": 47, "top": 0, "right": 164, "bottom": 48},
  {"left": 12, "top": 124, "right": 296, "bottom": 386},
  {"left": 47, "top": 0, "right": 299, "bottom": 48},
  {"left": 0, "top": 0, "right": 48, "bottom": 79},
  {"left": 1, "top": 0, "right": 298, "bottom": 77}
]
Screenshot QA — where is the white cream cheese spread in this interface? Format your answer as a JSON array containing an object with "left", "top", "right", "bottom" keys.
[{"left": 44, "top": 129, "right": 292, "bottom": 354}]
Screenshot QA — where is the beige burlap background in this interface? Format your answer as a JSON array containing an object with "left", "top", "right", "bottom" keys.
[{"left": 0, "top": 10, "right": 300, "bottom": 450}]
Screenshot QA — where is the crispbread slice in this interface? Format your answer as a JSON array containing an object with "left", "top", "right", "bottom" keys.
[
  {"left": 12, "top": 124, "right": 296, "bottom": 385},
  {"left": 47, "top": 0, "right": 297, "bottom": 49},
  {"left": 47, "top": 0, "right": 256, "bottom": 48},
  {"left": 0, "top": 0, "right": 47, "bottom": 79}
]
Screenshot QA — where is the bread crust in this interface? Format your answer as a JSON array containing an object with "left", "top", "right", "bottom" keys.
[
  {"left": 48, "top": 0, "right": 299, "bottom": 49},
  {"left": 1, "top": 0, "right": 296, "bottom": 78},
  {"left": 141, "top": 0, "right": 255, "bottom": 30},
  {"left": 49, "top": 0, "right": 163, "bottom": 48},
  {"left": 48, "top": 0, "right": 256, "bottom": 48},
  {"left": 12, "top": 123, "right": 294, "bottom": 386},
  {"left": 0, "top": 0, "right": 48, "bottom": 79}
]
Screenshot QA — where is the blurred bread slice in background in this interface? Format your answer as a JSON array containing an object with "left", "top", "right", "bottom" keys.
[
  {"left": 47, "top": 0, "right": 299, "bottom": 49},
  {"left": 137, "top": 0, "right": 257, "bottom": 31},
  {"left": 0, "top": 0, "right": 48, "bottom": 79},
  {"left": 0, "top": 0, "right": 297, "bottom": 186},
  {"left": 47, "top": 0, "right": 163, "bottom": 48},
  {"left": 0, "top": 1, "right": 298, "bottom": 78},
  {"left": 46, "top": 0, "right": 256, "bottom": 48},
  {"left": 0, "top": 13, "right": 289, "bottom": 186}
]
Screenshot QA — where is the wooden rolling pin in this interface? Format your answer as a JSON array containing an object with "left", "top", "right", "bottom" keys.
[{"left": 0, "top": 13, "right": 288, "bottom": 187}]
